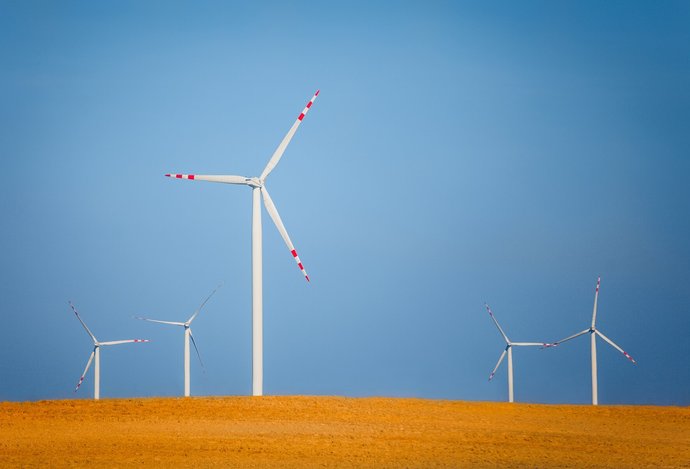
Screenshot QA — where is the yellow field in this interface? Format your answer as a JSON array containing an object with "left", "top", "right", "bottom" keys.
[{"left": 1, "top": 396, "right": 688, "bottom": 468}]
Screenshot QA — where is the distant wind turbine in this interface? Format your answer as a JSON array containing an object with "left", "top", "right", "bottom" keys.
[
  {"left": 546, "top": 277, "right": 636, "bottom": 405},
  {"left": 165, "top": 90, "right": 319, "bottom": 396},
  {"left": 68, "top": 302, "right": 149, "bottom": 400},
  {"left": 485, "top": 303, "right": 546, "bottom": 403},
  {"left": 135, "top": 283, "right": 222, "bottom": 397}
]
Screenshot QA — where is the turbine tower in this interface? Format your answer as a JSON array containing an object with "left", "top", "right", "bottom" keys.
[
  {"left": 136, "top": 283, "right": 222, "bottom": 397},
  {"left": 485, "top": 304, "right": 546, "bottom": 403},
  {"left": 69, "top": 302, "right": 149, "bottom": 400},
  {"left": 547, "top": 277, "right": 636, "bottom": 405},
  {"left": 165, "top": 90, "right": 319, "bottom": 396}
]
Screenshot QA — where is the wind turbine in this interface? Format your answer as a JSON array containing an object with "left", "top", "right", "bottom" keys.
[
  {"left": 165, "top": 90, "right": 319, "bottom": 396},
  {"left": 68, "top": 301, "right": 149, "bottom": 400},
  {"left": 546, "top": 277, "right": 636, "bottom": 405},
  {"left": 485, "top": 304, "right": 546, "bottom": 403},
  {"left": 135, "top": 283, "right": 222, "bottom": 397}
]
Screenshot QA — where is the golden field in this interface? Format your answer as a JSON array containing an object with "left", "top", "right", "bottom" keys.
[{"left": 1, "top": 396, "right": 688, "bottom": 468}]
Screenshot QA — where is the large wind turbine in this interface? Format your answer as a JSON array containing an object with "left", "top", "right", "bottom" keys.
[
  {"left": 165, "top": 90, "right": 319, "bottom": 396},
  {"left": 485, "top": 304, "right": 546, "bottom": 403},
  {"left": 68, "top": 302, "right": 149, "bottom": 400},
  {"left": 546, "top": 277, "right": 636, "bottom": 405},
  {"left": 135, "top": 284, "right": 222, "bottom": 397}
]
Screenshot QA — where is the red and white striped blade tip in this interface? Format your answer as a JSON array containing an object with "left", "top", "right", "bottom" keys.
[
  {"left": 165, "top": 173, "right": 196, "bottom": 180},
  {"left": 74, "top": 376, "right": 86, "bottom": 392},
  {"left": 298, "top": 91, "right": 320, "bottom": 121},
  {"left": 623, "top": 351, "right": 636, "bottom": 364},
  {"left": 291, "top": 249, "right": 310, "bottom": 282}
]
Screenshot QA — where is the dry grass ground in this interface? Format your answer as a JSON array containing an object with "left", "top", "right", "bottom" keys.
[{"left": 1, "top": 396, "right": 688, "bottom": 468}]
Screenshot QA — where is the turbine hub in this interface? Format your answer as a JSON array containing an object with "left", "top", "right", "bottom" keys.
[{"left": 246, "top": 177, "right": 263, "bottom": 188}]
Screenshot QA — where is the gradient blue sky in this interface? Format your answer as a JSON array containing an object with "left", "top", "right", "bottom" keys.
[{"left": 2, "top": 1, "right": 689, "bottom": 405}]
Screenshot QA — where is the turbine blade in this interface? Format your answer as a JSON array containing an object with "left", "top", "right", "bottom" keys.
[
  {"left": 189, "top": 329, "right": 205, "bottom": 371},
  {"left": 99, "top": 339, "right": 150, "bottom": 346},
  {"left": 164, "top": 174, "right": 249, "bottom": 185},
  {"left": 74, "top": 349, "right": 95, "bottom": 392},
  {"left": 489, "top": 349, "right": 507, "bottom": 381},
  {"left": 511, "top": 342, "right": 547, "bottom": 346},
  {"left": 134, "top": 317, "right": 185, "bottom": 326},
  {"left": 595, "top": 330, "right": 636, "bottom": 364},
  {"left": 591, "top": 276, "right": 601, "bottom": 328},
  {"left": 484, "top": 304, "right": 510, "bottom": 344},
  {"left": 549, "top": 329, "right": 590, "bottom": 347},
  {"left": 187, "top": 282, "right": 223, "bottom": 324},
  {"left": 260, "top": 90, "right": 320, "bottom": 181},
  {"left": 261, "top": 186, "right": 309, "bottom": 282},
  {"left": 68, "top": 301, "right": 97, "bottom": 343}
]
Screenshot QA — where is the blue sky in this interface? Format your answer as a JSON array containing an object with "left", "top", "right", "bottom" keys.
[{"left": 1, "top": 1, "right": 689, "bottom": 405}]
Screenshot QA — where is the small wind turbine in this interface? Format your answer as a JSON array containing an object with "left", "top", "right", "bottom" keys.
[
  {"left": 485, "top": 303, "right": 546, "bottom": 403},
  {"left": 165, "top": 90, "right": 319, "bottom": 396},
  {"left": 135, "top": 283, "right": 222, "bottom": 397},
  {"left": 68, "top": 301, "right": 149, "bottom": 400},
  {"left": 546, "top": 277, "right": 636, "bottom": 405}
]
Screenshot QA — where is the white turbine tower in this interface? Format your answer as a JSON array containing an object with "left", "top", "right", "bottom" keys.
[
  {"left": 135, "top": 283, "right": 222, "bottom": 397},
  {"left": 69, "top": 302, "right": 149, "bottom": 400},
  {"left": 165, "top": 90, "right": 319, "bottom": 396},
  {"left": 547, "top": 277, "right": 636, "bottom": 405},
  {"left": 485, "top": 304, "right": 546, "bottom": 403}
]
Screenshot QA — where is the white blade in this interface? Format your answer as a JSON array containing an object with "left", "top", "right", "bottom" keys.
[
  {"left": 512, "top": 342, "right": 547, "bottom": 346},
  {"left": 591, "top": 276, "right": 601, "bottom": 328},
  {"left": 74, "top": 349, "right": 95, "bottom": 392},
  {"left": 550, "top": 328, "right": 590, "bottom": 347},
  {"left": 189, "top": 329, "right": 204, "bottom": 370},
  {"left": 489, "top": 348, "right": 507, "bottom": 381},
  {"left": 261, "top": 186, "right": 310, "bottom": 282},
  {"left": 484, "top": 304, "right": 510, "bottom": 344},
  {"left": 165, "top": 174, "right": 249, "bottom": 185},
  {"left": 260, "top": 90, "right": 320, "bottom": 181},
  {"left": 187, "top": 283, "right": 223, "bottom": 324},
  {"left": 595, "top": 330, "right": 637, "bottom": 364},
  {"left": 99, "top": 339, "right": 150, "bottom": 346},
  {"left": 68, "top": 301, "right": 97, "bottom": 344},
  {"left": 135, "top": 317, "right": 185, "bottom": 326}
]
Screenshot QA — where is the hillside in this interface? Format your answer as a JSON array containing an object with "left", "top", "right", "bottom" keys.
[{"left": 1, "top": 396, "right": 688, "bottom": 468}]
